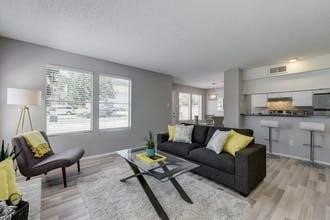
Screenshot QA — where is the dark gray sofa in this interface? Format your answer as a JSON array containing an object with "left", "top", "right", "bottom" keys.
[{"left": 157, "top": 125, "right": 266, "bottom": 196}]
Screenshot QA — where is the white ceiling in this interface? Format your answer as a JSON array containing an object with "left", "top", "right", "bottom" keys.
[{"left": 1, "top": 1, "right": 330, "bottom": 89}]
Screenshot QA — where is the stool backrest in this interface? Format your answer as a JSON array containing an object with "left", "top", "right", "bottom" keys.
[{"left": 260, "top": 120, "right": 279, "bottom": 128}]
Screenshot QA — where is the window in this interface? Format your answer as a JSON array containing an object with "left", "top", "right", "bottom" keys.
[
  {"left": 179, "top": 93, "right": 203, "bottom": 121},
  {"left": 46, "top": 66, "right": 92, "bottom": 135},
  {"left": 178, "top": 92, "right": 191, "bottom": 120},
  {"left": 192, "top": 94, "right": 202, "bottom": 118},
  {"left": 99, "top": 75, "right": 131, "bottom": 129},
  {"left": 217, "top": 97, "right": 224, "bottom": 111}
]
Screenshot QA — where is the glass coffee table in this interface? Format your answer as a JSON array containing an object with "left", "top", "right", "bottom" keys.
[{"left": 116, "top": 147, "right": 200, "bottom": 220}]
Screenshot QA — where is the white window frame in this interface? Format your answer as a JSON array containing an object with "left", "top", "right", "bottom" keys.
[
  {"left": 98, "top": 73, "right": 132, "bottom": 131},
  {"left": 45, "top": 64, "right": 93, "bottom": 136},
  {"left": 178, "top": 92, "right": 203, "bottom": 121},
  {"left": 192, "top": 94, "right": 203, "bottom": 120},
  {"left": 178, "top": 92, "right": 191, "bottom": 121}
]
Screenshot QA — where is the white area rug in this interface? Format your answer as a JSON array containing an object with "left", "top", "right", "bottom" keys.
[
  {"left": 77, "top": 157, "right": 251, "bottom": 220},
  {"left": 17, "top": 178, "right": 41, "bottom": 220}
]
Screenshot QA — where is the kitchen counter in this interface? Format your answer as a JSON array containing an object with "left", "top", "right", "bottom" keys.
[
  {"left": 242, "top": 114, "right": 330, "bottom": 165},
  {"left": 241, "top": 113, "right": 310, "bottom": 117},
  {"left": 241, "top": 114, "right": 330, "bottom": 118}
]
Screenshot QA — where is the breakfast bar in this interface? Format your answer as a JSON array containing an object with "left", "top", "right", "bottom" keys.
[
  {"left": 242, "top": 89, "right": 330, "bottom": 165},
  {"left": 242, "top": 114, "right": 330, "bottom": 165}
]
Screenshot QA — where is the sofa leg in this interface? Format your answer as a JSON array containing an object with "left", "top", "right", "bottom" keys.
[
  {"left": 62, "top": 167, "right": 67, "bottom": 188},
  {"left": 239, "top": 192, "right": 248, "bottom": 197},
  {"left": 77, "top": 160, "right": 81, "bottom": 173},
  {"left": 26, "top": 177, "right": 30, "bottom": 181}
]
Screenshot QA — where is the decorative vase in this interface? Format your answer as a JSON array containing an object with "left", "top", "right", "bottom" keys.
[{"left": 145, "top": 148, "right": 156, "bottom": 157}]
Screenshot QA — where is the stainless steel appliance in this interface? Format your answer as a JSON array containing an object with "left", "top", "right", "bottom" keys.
[{"left": 313, "top": 92, "right": 330, "bottom": 116}]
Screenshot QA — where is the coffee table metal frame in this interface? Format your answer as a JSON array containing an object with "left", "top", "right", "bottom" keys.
[{"left": 117, "top": 147, "right": 199, "bottom": 220}]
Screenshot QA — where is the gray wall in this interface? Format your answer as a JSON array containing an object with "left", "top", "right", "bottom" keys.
[
  {"left": 223, "top": 68, "right": 243, "bottom": 128},
  {"left": 0, "top": 37, "right": 172, "bottom": 156}
]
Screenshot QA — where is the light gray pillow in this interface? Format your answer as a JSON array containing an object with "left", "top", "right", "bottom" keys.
[
  {"left": 173, "top": 124, "right": 194, "bottom": 144},
  {"left": 206, "top": 130, "right": 231, "bottom": 154}
]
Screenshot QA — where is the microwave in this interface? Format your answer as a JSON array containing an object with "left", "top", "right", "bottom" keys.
[{"left": 313, "top": 93, "right": 330, "bottom": 116}]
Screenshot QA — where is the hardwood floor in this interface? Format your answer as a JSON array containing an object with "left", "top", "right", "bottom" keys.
[{"left": 17, "top": 154, "right": 330, "bottom": 220}]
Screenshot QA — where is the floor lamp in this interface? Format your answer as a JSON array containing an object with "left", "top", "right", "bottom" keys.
[{"left": 7, "top": 88, "right": 41, "bottom": 135}]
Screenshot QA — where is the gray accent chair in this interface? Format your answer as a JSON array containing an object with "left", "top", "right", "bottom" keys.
[{"left": 12, "top": 131, "right": 85, "bottom": 187}]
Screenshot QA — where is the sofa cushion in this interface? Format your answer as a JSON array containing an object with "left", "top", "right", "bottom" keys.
[
  {"left": 158, "top": 141, "right": 201, "bottom": 158},
  {"left": 188, "top": 148, "right": 235, "bottom": 174},
  {"left": 204, "top": 127, "right": 253, "bottom": 146},
  {"left": 33, "top": 147, "right": 85, "bottom": 169},
  {"left": 192, "top": 125, "right": 209, "bottom": 145}
]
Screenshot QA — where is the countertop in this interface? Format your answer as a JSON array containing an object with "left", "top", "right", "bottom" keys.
[{"left": 241, "top": 113, "right": 310, "bottom": 118}]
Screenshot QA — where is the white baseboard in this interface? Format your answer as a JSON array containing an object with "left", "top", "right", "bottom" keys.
[{"left": 270, "top": 152, "right": 330, "bottom": 166}]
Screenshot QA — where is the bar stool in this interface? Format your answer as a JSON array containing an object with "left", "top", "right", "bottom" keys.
[
  {"left": 260, "top": 120, "right": 280, "bottom": 159},
  {"left": 299, "top": 122, "right": 326, "bottom": 168}
]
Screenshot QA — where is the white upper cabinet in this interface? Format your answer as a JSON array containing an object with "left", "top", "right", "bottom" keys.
[
  {"left": 292, "top": 91, "right": 313, "bottom": 106},
  {"left": 279, "top": 92, "right": 292, "bottom": 98},
  {"left": 251, "top": 94, "right": 268, "bottom": 107},
  {"left": 267, "top": 93, "right": 280, "bottom": 98}
]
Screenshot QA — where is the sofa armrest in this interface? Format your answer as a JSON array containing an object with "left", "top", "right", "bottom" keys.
[
  {"left": 157, "top": 133, "right": 169, "bottom": 146},
  {"left": 234, "top": 143, "right": 266, "bottom": 196}
]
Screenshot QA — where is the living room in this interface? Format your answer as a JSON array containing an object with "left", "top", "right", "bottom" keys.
[{"left": 1, "top": 1, "right": 330, "bottom": 220}]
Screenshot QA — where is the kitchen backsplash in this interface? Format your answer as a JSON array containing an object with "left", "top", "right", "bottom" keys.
[{"left": 267, "top": 100, "right": 294, "bottom": 111}]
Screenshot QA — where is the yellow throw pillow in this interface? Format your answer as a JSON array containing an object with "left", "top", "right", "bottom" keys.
[
  {"left": 0, "top": 158, "right": 20, "bottom": 200},
  {"left": 168, "top": 125, "right": 176, "bottom": 141},
  {"left": 0, "top": 170, "right": 9, "bottom": 200},
  {"left": 223, "top": 130, "right": 254, "bottom": 156}
]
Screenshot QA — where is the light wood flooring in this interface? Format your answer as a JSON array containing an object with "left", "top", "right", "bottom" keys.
[{"left": 17, "top": 154, "right": 330, "bottom": 220}]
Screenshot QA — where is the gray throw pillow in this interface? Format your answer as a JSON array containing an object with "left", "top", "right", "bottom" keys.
[
  {"left": 206, "top": 130, "right": 231, "bottom": 154},
  {"left": 173, "top": 124, "right": 194, "bottom": 144}
]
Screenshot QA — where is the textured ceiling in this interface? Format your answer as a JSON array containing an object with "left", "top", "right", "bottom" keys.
[{"left": 1, "top": 0, "right": 330, "bottom": 88}]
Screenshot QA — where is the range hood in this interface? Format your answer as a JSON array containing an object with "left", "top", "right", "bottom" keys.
[{"left": 267, "top": 97, "right": 292, "bottom": 102}]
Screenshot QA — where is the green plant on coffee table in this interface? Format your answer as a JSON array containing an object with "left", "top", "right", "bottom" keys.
[
  {"left": 0, "top": 140, "right": 21, "bottom": 162},
  {"left": 145, "top": 131, "right": 155, "bottom": 149}
]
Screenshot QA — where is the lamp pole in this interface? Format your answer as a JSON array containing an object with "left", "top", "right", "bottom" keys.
[{"left": 15, "top": 105, "right": 33, "bottom": 135}]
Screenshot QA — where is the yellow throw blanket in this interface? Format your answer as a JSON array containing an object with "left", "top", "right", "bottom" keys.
[
  {"left": 22, "top": 130, "right": 50, "bottom": 158},
  {"left": 0, "top": 158, "right": 20, "bottom": 200},
  {"left": 0, "top": 170, "right": 9, "bottom": 200}
]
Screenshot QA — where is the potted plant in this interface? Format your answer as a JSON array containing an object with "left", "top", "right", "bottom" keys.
[
  {"left": 145, "top": 131, "right": 156, "bottom": 157},
  {"left": 0, "top": 140, "right": 21, "bottom": 163}
]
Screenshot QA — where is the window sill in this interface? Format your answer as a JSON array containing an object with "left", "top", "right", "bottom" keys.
[
  {"left": 47, "top": 130, "right": 92, "bottom": 137},
  {"left": 47, "top": 127, "right": 132, "bottom": 137},
  {"left": 98, "top": 127, "right": 132, "bottom": 133}
]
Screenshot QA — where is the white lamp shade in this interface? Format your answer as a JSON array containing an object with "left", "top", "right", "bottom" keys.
[
  {"left": 7, "top": 88, "right": 41, "bottom": 106},
  {"left": 208, "top": 94, "right": 218, "bottom": 100}
]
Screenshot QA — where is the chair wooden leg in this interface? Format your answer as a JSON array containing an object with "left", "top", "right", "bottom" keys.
[
  {"left": 77, "top": 160, "right": 81, "bottom": 173},
  {"left": 62, "top": 167, "right": 67, "bottom": 188},
  {"left": 26, "top": 177, "right": 30, "bottom": 181}
]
